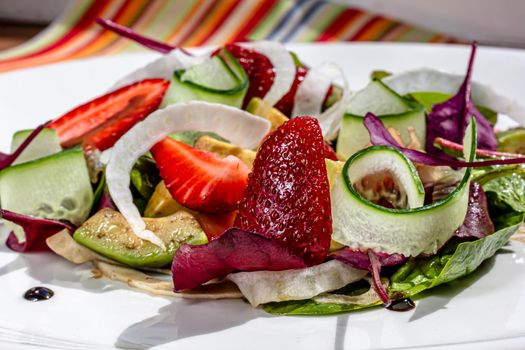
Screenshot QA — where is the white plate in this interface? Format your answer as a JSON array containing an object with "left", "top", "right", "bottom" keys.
[{"left": 1, "top": 43, "right": 525, "bottom": 350}]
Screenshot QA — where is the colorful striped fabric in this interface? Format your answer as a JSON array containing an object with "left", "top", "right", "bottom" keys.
[{"left": 0, "top": 0, "right": 455, "bottom": 73}]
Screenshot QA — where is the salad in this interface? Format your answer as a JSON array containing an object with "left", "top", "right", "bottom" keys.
[{"left": 2, "top": 18, "right": 525, "bottom": 316}]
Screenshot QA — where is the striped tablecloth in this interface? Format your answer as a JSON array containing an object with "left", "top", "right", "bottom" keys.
[{"left": 0, "top": 0, "right": 455, "bottom": 73}]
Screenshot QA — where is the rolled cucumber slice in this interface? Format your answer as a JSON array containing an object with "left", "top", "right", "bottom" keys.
[
  {"left": 336, "top": 79, "right": 426, "bottom": 159},
  {"left": 0, "top": 149, "right": 93, "bottom": 241},
  {"left": 10, "top": 128, "right": 61, "bottom": 165},
  {"left": 331, "top": 120, "right": 477, "bottom": 257},
  {"left": 162, "top": 48, "right": 248, "bottom": 108}
]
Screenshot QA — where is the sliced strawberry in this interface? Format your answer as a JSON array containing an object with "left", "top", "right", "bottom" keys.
[
  {"left": 323, "top": 141, "right": 338, "bottom": 160},
  {"left": 225, "top": 43, "right": 275, "bottom": 108},
  {"left": 151, "top": 138, "right": 250, "bottom": 214},
  {"left": 48, "top": 79, "right": 169, "bottom": 150},
  {"left": 273, "top": 66, "right": 308, "bottom": 117},
  {"left": 195, "top": 211, "right": 237, "bottom": 241},
  {"left": 235, "top": 117, "right": 332, "bottom": 265}
]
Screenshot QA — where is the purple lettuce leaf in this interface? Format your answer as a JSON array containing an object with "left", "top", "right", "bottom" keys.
[
  {"left": 0, "top": 123, "right": 48, "bottom": 171},
  {"left": 96, "top": 18, "right": 186, "bottom": 54},
  {"left": 332, "top": 248, "right": 406, "bottom": 306},
  {"left": 332, "top": 248, "right": 406, "bottom": 270},
  {"left": 172, "top": 227, "right": 306, "bottom": 291},
  {"left": 1, "top": 209, "right": 75, "bottom": 252},
  {"left": 426, "top": 43, "right": 497, "bottom": 155},
  {"left": 364, "top": 112, "right": 525, "bottom": 168},
  {"left": 454, "top": 182, "right": 495, "bottom": 239}
]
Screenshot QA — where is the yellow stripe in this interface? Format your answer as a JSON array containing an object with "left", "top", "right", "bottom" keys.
[
  {"left": 182, "top": 0, "right": 236, "bottom": 47},
  {"left": 206, "top": 0, "right": 259, "bottom": 44}
]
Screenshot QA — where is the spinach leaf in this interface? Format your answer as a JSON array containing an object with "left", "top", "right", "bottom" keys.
[
  {"left": 484, "top": 173, "right": 525, "bottom": 213},
  {"left": 263, "top": 299, "right": 379, "bottom": 316},
  {"left": 264, "top": 213, "right": 523, "bottom": 316},
  {"left": 389, "top": 212, "right": 523, "bottom": 297}
]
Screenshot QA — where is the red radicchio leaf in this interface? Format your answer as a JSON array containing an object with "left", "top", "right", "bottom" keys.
[
  {"left": 0, "top": 123, "right": 49, "bottom": 171},
  {"left": 454, "top": 182, "right": 495, "bottom": 239},
  {"left": 95, "top": 18, "right": 192, "bottom": 55},
  {"left": 1, "top": 209, "right": 75, "bottom": 252},
  {"left": 172, "top": 227, "right": 306, "bottom": 291},
  {"left": 364, "top": 112, "right": 525, "bottom": 168},
  {"left": 368, "top": 250, "right": 392, "bottom": 306},
  {"left": 426, "top": 43, "right": 497, "bottom": 155}
]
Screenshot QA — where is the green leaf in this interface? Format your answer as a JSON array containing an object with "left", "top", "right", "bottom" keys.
[
  {"left": 130, "top": 156, "right": 161, "bottom": 200},
  {"left": 370, "top": 70, "right": 392, "bottom": 80},
  {"left": 484, "top": 172, "right": 525, "bottom": 213},
  {"left": 263, "top": 299, "right": 379, "bottom": 316},
  {"left": 389, "top": 212, "right": 524, "bottom": 297}
]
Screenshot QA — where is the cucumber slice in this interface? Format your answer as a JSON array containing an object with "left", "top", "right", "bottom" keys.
[
  {"left": 337, "top": 80, "right": 426, "bottom": 159},
  {"left": 73, "top": 208, "right": 207, "bottom": 268},
  {"left": 10, "top": 128, "right": 61, "bottom": 165},
  {"left": 162, "top": 48, "right": 248, "bottom": 108},
  {"left": 331, "top": 120, "right": 477, "bottom": 257},
  {"left": 0, "top": 149, "right": 93, "bottom": 241}
]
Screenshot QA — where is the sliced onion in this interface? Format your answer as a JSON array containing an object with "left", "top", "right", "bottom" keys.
[
  {"left": 106, "top": 101, "right": 271, "bottom": 248},
  {"left": 111, "top": 49, "right": 209, "bottom": 91},
  {"left": 239, "top": 41, "right": 296, "bottom": 106},
  {"left": 292, "top": 62, "right": 350, "bottom": 140},
  {"left": 226, "top": 259, "right": 367, "bottom": 307},
  {"left": 383, "top": 68, "right": 525, "bottom": 124}
]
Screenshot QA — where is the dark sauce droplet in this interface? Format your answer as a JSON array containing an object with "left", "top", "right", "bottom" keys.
[
  {"left": 24, "top": 286, "right": 54, "bottom": 302},
  {"left": 387, "top": 298, "right": 415, "bottom": 312}
]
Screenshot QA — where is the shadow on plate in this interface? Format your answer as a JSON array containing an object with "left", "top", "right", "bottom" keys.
[{"left": 115, "top": 298, "right": 269, "bottom": 349}]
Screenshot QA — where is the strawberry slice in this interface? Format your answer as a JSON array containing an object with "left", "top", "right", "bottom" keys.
[
  {"left": 48, "top": 79, "right": 169, "bottom": 150},
  {"left": 225, "top": 43, "right": 275, "bottom": 108},
  {"left": 195, "top": 211, "right": 237, "bottom": 241},
  {"left": 273, "top": 66, "right": 308, "bottom": 117},
  {"left": 235, "top": 117, "right": 332, "bottom": 265},
  {"left": 151, "top": 138, "right": 250, "bottom": 214}
]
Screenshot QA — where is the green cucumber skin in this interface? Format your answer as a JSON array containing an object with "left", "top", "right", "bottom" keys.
[
  {"left": 337, "top": 109, "right": 426, "bottom": 159},
  {"left": 347, "top": 146, "right": 425, "bottom": 208},
  {"left": 332, "top": 121, "right": 477, "bottom": 257},
  {"left": 10, "top": 128, "right": 62, "bottom": 165},
  {"left": 162, "top": 49, "right": 248, "bottom": 108},
  {"left": 0, "top": 149, "right": 93, "bottom": 226}
]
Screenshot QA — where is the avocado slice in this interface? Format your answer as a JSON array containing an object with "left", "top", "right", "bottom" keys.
[
  {"left": 246, "top": 97, "right": 288, "bottom": 132},
  {"left": 73, "top": 208, "right": 207, "bottom": 268}
]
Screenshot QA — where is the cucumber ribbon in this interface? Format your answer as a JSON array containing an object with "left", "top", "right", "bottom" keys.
[{"left": 331, "top": 118, "right": 477, "bottom": 257}]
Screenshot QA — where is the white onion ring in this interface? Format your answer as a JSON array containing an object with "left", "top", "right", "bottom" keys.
[
  {"left": 239, "top": 41, "right": 296, "bottom": 106},
  {"left": 111, "top": 49, "right": 209, "bottom": 91},
  {"left": 383, "top": 68, "right": 525, "bottom": 124},
  {"left": 106, "top": 102, "right": 271, "bottom": 249},
  {"left": 292, "top": 62, "right": 351, "bottom": 140}
]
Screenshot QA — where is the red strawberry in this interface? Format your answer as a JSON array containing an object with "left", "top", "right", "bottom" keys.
[
  {"left": 151, "top": 138, "right": 250, "bottom": 214},
  {"left": 225, "top": 44, "right": 275, "bottom": 108},
  {"left": 48, "top": 79, "right": 169, "bottom": 150},
  {"left": 273, "top": 66, "right": 308, "bottom": 117},
  {"left": 235, "top": 117, "right": 332, "bottom": 265},
  {"left": 195, "top": 211, "right": 237, "bottom": 241},
  {"left": 323, "top": 141, "right": 338, "bottom": 160}
]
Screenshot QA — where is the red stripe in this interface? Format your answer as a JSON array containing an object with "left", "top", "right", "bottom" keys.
[
  {"left": 194, "top": 0, "right": 242, "bottom": 46},
  {"left": 348, "top": 16, "right": 383, "bottom": 41},
  {"left": 175, "top": 0, "right": 218, "bottom": 46},
  {"left": 230, "top": 0, "right": 277, "bottom": 42},
  {"left": 316, "top": 8, "right": 361, "bottom": 42},
  {"left": 0, "top": 1, "right": 108, "bottom": 64}
]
